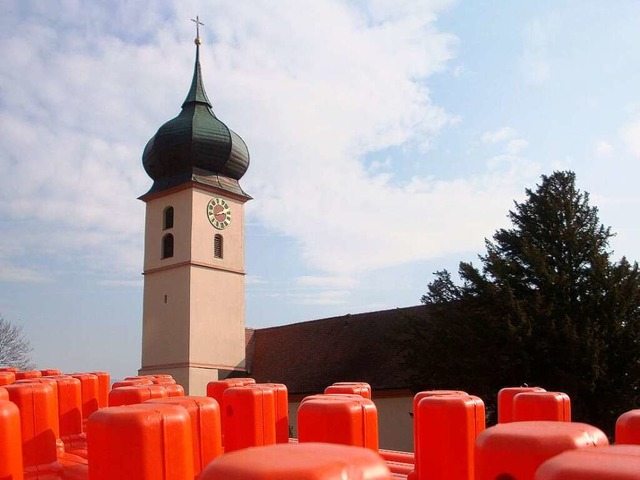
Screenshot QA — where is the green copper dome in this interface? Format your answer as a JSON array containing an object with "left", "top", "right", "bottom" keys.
[{"left": 142, "top": 43, "right": 250, "bottom": 194}]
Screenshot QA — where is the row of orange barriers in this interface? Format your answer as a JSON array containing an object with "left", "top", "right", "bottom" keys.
[{"left": 1, "top": 366, "right": 640, "bottom": 479}]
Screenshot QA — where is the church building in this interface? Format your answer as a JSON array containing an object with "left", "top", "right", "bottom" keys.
[{"left": 138, "top": 30, "right": 420, "bottom": 451}]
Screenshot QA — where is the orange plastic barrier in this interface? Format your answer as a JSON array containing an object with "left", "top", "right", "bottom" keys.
[
  {"left": 164, "top": 383, "right": 185, "bottom": 397},
  {"left": 257, "top": 383, "right": 289, "bottom": 443},
  {"left": 146, "top": 396, "right": 223, "bottom": 476},
  {"left": 15, "top": 370, "right": 42, "bottom": 380},
  {"left": 0, "top": 400, "right": 23, "bottom": 480},
  {"left": 498, "top": 386, "right": 546, "bottom": 423},
  {"left": 108, "top": 384, "right": 169, "bottom": 406},
  {"left": 512, "top": 391, "right": 571, "bottom": 422},
  {"left": 298, "top": 394, "right": 379, "bottom": 450},
  {"left": 152, "top": 377, "right": 178, "bottom": 385},
  {"left": 50, "top": 376, "right": 84, "bottom": 448},
  {"left": 408, "top": 390, "right": 466, "bottom": 480},
  {"left": 88, "top": 371, "right": 111, "bottom": 408},
  {"left": 325, "top": 382, "right": 372, "bottom": 399},
  {"left": 534, "top": 444, "right": 640, "bottom": 479},
  {"left": 206, "top": 377, "right": 256, "bottom": 440},
  {"left": 15, "top": 376, "right": 60, "bottom": 398},
  {"left": 223, "top": 385, "right": 277, "bottom": 452},
  {"left": 111, "top": 378, "right": 153, "bottom": 389},
  {"left": 475, "top": 421, "right": 608, "bottom": 480},
  {"left": 413, "top": 394, "right": 484, "bottom": 480},
  {"left": 200, "top": 442, "right": 391, "bottom": 480},
  {"left": 87, "top": 403, "right": 194, "bottom": 480},
  {"left": 4, "top": 382, "right": 63, "bottom": 476},
  {"left": 0, "top": 366, "right": 19, "bottom": 373},
  {"left": 41, "top": 369, "right": 62, "bottom": 376},
  {"left": 379, "top": 449, "right": 414, "bottom": 465},
  {"left": 0, "top": 386, "right": 7, "bottom": 400},
  {"left": 0, "top": 371, "right": 15, "bottom": 386},
  {"left": 616, "top": 409, "right": 640, "bottom": 444},
  {"left": 70, "top": 373, "right": 100, "bottom": 421}
]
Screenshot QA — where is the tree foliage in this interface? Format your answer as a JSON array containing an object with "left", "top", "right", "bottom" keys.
[
  {"left": 0, "top": 314, "right": 34, "bottom": 370},
  {"left": 406, "top": 171, "right": 640, "bottom": 432}
]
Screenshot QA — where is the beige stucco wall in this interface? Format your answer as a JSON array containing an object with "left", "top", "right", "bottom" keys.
[
  {"left": 287, "top": 392, "right": 415, "bottom": 452},
  {"left": 140, "top": 185, "right": 248, "bottom": 395},
  {"left": 375, "top": 394, "right": 414, "bottom": 452}
]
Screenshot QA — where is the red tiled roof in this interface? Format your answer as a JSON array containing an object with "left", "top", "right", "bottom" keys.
[{"left": 244, "top": 306, "right": 425, "bottom": 394}]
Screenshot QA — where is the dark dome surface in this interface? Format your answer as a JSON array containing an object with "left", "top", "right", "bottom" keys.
[{"left": 142, "top": 45, "right": 250, "bottom": 193}]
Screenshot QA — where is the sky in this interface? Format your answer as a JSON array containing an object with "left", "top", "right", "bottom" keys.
[{"left": 1, "top": 1, "right": 640, "bottom": 379}]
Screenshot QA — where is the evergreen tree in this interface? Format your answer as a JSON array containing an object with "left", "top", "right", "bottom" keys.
[{"left": 406, "top": 171, "right": 640, "bottom": 432}]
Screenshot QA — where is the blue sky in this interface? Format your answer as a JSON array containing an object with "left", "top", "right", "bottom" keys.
[{"left": 1, "top": 1, "right": 639, "bottom": 379}]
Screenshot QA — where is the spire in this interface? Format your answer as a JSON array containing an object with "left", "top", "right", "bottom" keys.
[{"left": 182, "top": 16, "right": 212, "bottom": 108}]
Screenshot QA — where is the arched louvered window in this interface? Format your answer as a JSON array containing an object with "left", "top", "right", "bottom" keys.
[
  {"left": 162, "top": 234, "right": 174, "bottom": 259},
  {"left": 214, "top": 234, "right": 223, "bottom": 259},
  {"left": 163, "top": 206, "right": 174, "bottom": 230}
]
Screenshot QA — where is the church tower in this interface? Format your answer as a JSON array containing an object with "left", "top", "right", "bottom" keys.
[{"left": 138, "top": 28, "right": 251, "bottom": 395}]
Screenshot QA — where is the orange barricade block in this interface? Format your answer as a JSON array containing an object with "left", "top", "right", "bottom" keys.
[
  {"left": 111, "top": 379, "right": 153, "bottom": 389},
  {"left": 0, "top": 386, "right": 7, "bottom": 400},
  {"left": 534, "top": 444, "right": 640, "bottom": 479},
  {"left": 87, "top": 403, "right": 194, "bottom": 480},
  {"left": 0, "top": 400, "right": 23, "bottom": 480},
  {"left": 498, "top": 386, "right": 546, "bottom": 423},
  {"left": 616, "top": 409, "right": 640, "bottom": 445},
  {"left": 17, "top": 375, "right": 85, "bottom": 453},
  {"left": 223, "top": 385, "right": 277, "bottom": 452},
  {"left": 15, "top": 377, "right": 60, "bottom": 398},
  {"left": 146, "top": 396, "right": 223, "bottom": 476},
  {"left": 41, "top": 369, "right": 62, "bottom": 376},
  {"left": 69, "top": 373, "right": 100, "bottom": 423},
  {"left": 88, "top": 371, "right": 110, "bottom": 408},
  {"left": 206, "top": 378, "right": 256, "bottom": 406},
  {"left": 200, "top": 442, "right": 391, "bottom": 480},
  {"left": 0, "top": 371, "right": 16, "bottom": 386},
  {"left": 258, "top": 383, "right": 289, "bottom": 443},
  {"left": 475, "top": 421, "right": 608, "bottom": 480},
  {"left": 207, "top": 377, "right": 256, "bottom": 441},
  {"left": 379, "top": 449, "right": 414, "bottom": 465},
  {"left": 15, "top": 370, "right": 42, "bottom": 380},
  {"left": 298, "top": 394, "right": 379, "bottom": 450},
  {"left": 413, "top": 394, "right": 484, "bottom": 480},
  {"left": 152, "top": 377, "right": 177, "bottom": 385},
  {"left": 325, "top": 382, "right": 372, "bottom": 399},
  {"left": 513, "top": 391, "right": 571, "bottom": 422},
  {"left": 108, "top": 384, "right": 168, "bottom": 406},
  {"left": 47, "top": 377, "right": 83, "bottom": 440},
  {"left": 0, "top": 367, "right": 19, "bottom": 373},
  {"left": 164, "top": 383, "right": 185, "bottom": 397},
  {"left": 4, "top": 382, "right": 63, "bottom": 476},
  {"left": 408, "top": 390, "right": 467, "bottom": 480}
]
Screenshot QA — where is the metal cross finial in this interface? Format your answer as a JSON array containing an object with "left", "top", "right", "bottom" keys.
[{"left": 191, "top": 16, "right": 204, "bottom": 39}]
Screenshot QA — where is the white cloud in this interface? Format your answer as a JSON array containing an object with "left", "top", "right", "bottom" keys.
[
  {"left": 481, "top": 127, "right": 517, "bottom": 144},
  {"left": 595, "top": 140, "right": 614, "bottom": 157},
  {"left": 505, "top": 139, "right": 529, "bottom": 155},
  {"left": 621, "top": 119, "right": 640, "bottom": 157},
  {"left": 0, "top": 1, "right": 541, "bottom": 288}
]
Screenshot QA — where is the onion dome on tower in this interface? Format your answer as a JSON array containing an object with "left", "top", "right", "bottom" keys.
[{"left": 141, "top": 33, "right": 250, "bottom": 198}]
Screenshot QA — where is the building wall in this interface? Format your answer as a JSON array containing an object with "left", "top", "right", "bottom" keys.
[{"left": 140, "top": 185, "right": 248, "bottom": 396}]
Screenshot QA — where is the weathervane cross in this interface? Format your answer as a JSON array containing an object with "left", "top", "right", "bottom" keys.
[{"left": 191, "top": 15, "right": 204, "bottom": 39}]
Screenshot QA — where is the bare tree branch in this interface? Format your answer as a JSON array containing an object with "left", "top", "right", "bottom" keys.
[{"left": 0, "top": 314, "right": 35, "bottom": 370}]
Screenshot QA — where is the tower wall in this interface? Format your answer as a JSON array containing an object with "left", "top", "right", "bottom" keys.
[{"left": 139, "top": 186, "right": 248, "bottom": 395}]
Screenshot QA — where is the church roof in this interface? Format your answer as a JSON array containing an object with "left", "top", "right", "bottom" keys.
[
  {"left": 142, "top": 39, "right": 250, "bottom": 196},
  {"left": 244, "top": 306, "right": 426, "bottom": 395}
]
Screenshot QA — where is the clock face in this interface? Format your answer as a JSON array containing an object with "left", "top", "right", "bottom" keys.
[{"left": 207, "top": 197, "right": 231, "bottom": 230}]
